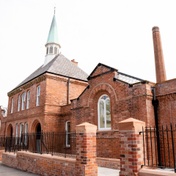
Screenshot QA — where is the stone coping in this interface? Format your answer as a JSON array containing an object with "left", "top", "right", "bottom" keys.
[
  {"left": 139, "top": 167, "right": 176, "bottom": 176},
  {"left": 3, "top": 151, "right": 76, "bottom": 163}
]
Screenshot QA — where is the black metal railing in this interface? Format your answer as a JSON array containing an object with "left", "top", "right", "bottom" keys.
[
  {"left": 4, "top": 132, "right": 76, "bottom": 158},
  {"left": 140, "top": 124, "right": 176, "bottom": 172},
  {"left": 0, "top": 136, "right": 5, "bottom": 149}
]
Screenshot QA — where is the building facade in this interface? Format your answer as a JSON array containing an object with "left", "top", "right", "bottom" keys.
[{"left": 1, "top": 12, "right": 176, "bottom": 161}]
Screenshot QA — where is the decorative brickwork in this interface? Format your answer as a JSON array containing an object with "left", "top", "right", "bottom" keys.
[{"left": 118, "top": 118, "right": 145, "bottom": 176}]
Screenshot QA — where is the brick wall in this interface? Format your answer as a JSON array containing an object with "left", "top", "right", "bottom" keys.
[
  {"left": 2, "top": 122, "right": 99, "bottom": 176},
  {"left": 0, "top": 150, "right": 4, "bottom": 161},
  {"left": 97, "top": 157, "right": 120, "bottom": 169},
  {"left": 2, "top": 151, "right": 76, "bottom": 176},
  {"left": 118, "top": 118, "right": 145, "bottom": 176},
  {"left": 156, "top": 79, "right": 176, "bottom": 126}
]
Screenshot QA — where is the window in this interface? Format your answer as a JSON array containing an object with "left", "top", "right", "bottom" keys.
[
  {"left": 24, "top": 123, "right": 28, "bottom": 145},
  {"left": 19, "top": 123, "right": 23, "bottom": 137},
  {"left": 98, "top": 94, "right": 111, "bottom": 130},
  {"left": 11, "top": 98, "right": 14, "bottom": 113},
  {"left": 65, "top": 121, "right": 71, "bottom": 147},
  {"left": 54, "top": 47, "right": 57, "bottom": 54},
  {"left": 17, "top": 95, "right": 21, "bottom": 111},
  {"left": 15, "top": 123, "right": 18, "bottom": 144},
  {"left": 26, "top": 91, "right": 30, "bottom": 109},
  {"left": 36, "top": 86, "right": 40, "bottom": 106},
  {"left": 49, "top": 46, "right": 53, "bottom": 54},
  {"left": 21, "top": 92, "right": 26, "bottom": 110}
]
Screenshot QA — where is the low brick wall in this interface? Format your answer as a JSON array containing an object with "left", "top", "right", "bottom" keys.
[
  {"left": 97, "top": 157, "right": 120, "bottom": 169},
  {"left": 2, "top": 151, "right": 76, "bottom": 176}
]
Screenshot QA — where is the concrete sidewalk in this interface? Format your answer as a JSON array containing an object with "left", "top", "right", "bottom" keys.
[
  {"left": 0, "top": 161, "right": 120, "bottom": 176},
  {"left": 0, "top": 162, "right": 38, "bottom": 176},
  {"left": 98, "top": 167, "right": 120, "bottom": 176}
]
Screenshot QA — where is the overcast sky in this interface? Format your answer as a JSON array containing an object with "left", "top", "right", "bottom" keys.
[{"left": 1, "top": 0, "right": 176, "bottom": 107}]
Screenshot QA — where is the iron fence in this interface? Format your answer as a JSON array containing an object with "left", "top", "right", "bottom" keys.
[
  {"left": 0, "top": 136, "right": 5, "bottom": 149},
  {"left": 4, "top": 132, "right": 76, "bottom": 157},
  {"left": 140, "top": 124, "right": 176, "bottom": 172}
]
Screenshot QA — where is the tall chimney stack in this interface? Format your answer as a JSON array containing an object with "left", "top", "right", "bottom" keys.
[{"left": 152, "top": 26, "right": 166, "bottom": 83}]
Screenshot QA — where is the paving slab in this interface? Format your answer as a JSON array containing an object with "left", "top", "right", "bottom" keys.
[
  {"left": 98, "top": 167, "right": 120, "bottom": 176},
  {"left": 0, "top": 162, "right": 38, "bottom": 176},
  {"left": 0, "top": 161, "right": 120, "bottom": 176}
]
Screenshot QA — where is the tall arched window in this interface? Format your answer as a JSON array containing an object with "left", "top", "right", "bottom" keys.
[
  {"left": 49, "top": 46, "right": 53, "bottom": 54},
  {"left": 65, "top": 121, "right": 71, "bottom": 147},
  {"left": 54, "top": 47, "right": 57, "bottom": 54},
  {"left": 98, "top": 94, "right": 111, "bottom": 130}
]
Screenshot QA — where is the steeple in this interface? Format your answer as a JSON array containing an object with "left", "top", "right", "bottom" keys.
[{"left": 44, "top": 8, "right": 61, "bottom": 66}]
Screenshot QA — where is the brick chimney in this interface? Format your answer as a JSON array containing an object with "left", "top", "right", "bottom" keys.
[
  {"left": 71, "top": 59, "right": 78, "bottom": 66},
  {"left": 152, "top": 26, "right": 166, "bottom": 83}
]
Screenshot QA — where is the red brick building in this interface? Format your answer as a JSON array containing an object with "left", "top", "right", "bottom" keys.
[{"left": 1, "top": 11, "right": 176, "bottom": 161}]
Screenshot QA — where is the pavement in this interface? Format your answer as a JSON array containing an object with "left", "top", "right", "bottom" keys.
[
  {"left": 98, "top": 167, "right": 120, "bottom": 176},
  {"left": 0, "top": 161, "right": 38, "bottom": 176},
  {"left": 0, "top": 161, "right": 120, "bottom": 176}
]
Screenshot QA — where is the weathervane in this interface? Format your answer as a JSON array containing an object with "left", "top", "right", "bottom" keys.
[{"left": 54, "top": 7, "right": 56, "bottom": 15}]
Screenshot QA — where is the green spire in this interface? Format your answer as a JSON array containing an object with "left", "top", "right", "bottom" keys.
[{"left": 46, "top": 8, "right": 59, "bottom": 44}]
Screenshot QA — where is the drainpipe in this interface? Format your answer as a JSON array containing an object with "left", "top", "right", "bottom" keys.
[
  {"left": 152, "top": 86, "right": 162, "bottom": 167},
  {"left": 67, "top": 78, "right": 70, "bottom": 105}
]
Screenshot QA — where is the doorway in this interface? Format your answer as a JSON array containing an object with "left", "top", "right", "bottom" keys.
[{"left": 36, "top": 123, "right": 41, "bottom": 153}]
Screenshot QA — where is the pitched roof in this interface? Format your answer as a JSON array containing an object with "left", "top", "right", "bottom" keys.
[
  {"left": 13, "top": 54, "right": 88, "bottom": 90},
  {"left": 88, "top": 63, "right": 146, "bottom": 85}
]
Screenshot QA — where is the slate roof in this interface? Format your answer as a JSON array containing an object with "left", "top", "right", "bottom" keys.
[{"left": 14, "top": 54, "right": 88, "bottom": 90}]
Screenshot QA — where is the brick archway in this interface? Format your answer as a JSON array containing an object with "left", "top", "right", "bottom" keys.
[
  {"left": 31, "top": 119, "right": 42, "bottom": 133},
  {"left": 6, "top": 124, "right": 13, "bottom": 137},
  {"left": 87, "top": 83, "right": 117, "bottom": 107}
]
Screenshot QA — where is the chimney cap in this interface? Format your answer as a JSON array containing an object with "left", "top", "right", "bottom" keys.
[
  {"left": 152, "top": 26, "right": 159, "bottom": 32},
  {"left": 71, "top": 59, "right": 78, "bottom": 66}
]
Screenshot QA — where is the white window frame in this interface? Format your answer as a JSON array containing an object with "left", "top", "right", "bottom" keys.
[
  {"left": 26, "top": 91, "right": 30, "bottom": 109},
  {"left": 65, "top": 121, "right": 71, "bottom": 147},
  {"left": 36, "top": 86, "right": 40, "bottom": 106},
  {"left": 98, "top": 94, "right": 111, "bottom": 130},
  {"left": 11, "top": 98, "right": 14, "bottom": 113},
  {"left": 21, "top": 92, "right": 26, "bottom": 110},
  {"left": 17, "top": 94, "right": 21, "bottom": 111}
]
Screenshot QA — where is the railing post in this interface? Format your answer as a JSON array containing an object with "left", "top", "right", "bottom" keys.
[
  {"left": 75, "top": 122, "right": 97, "bottom": 176},
  {"left": 170, "top": 124, "right": 176, "bottom": 173},
  {"left": 118, "top": 118, "right": 145, "bottom": 176}
]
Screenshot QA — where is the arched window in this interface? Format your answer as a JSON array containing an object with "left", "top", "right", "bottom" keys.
[
  {"left": 49, "top": 46, "right": 53, "bottom": 54},
  {"left": 15, "top": 123, "right": 18, "bottom": 144},
  {"left": 98, "top": 94, "right": 111, "bottom": 130},
  {"left": 54, "top": 47, "right": 57, "bottom": 54},
  {"left": 24, "top": 123, "right": 28, "bottom": 145},
  {"left": 26, "top": 90, "right": 30, "bottom": 109},
  {"left": 46, "top": 47, "right": 49, "bottom": 54},
  {"left": 10, "top": 98, "right": 14, "bottom": 113},
  {"left": 18, "top": 94, "right": 21, "bottom": 111},
  {"left": 65, "top": 121, "right": 71, "bottom": 147}
]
